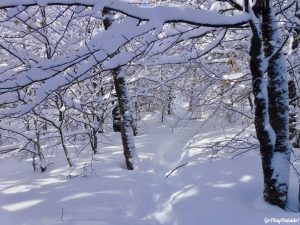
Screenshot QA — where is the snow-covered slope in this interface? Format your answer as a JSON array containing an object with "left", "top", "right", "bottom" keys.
[{"left": 1, "top": 113, "right": 299, "bottom": 225}]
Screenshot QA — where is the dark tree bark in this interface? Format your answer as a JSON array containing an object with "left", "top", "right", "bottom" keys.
[
  {"left": 90, "top": 128, "right": 98, "bottom": 154},
  {"left": 249, "top": 2, "right": 278, "bottom": 208},
  {"left": 248, "top": 0, "right": 291, "bottom": 209},
  {"left": 167, "top": 88, "right": 172, "bottom": 115},
  {"left": 132, "top": 101, "right": 139, "bottom": 136},
  {"left": 112, "top": 105, "right": 121, "bottom": 132},
  {"left": 112, "top": 68, "right": 136, "bottom": 170},
  {"left": 262, "top": 0, "right": 291, "bottom": 208},
  {"left": 288, "top": 80, "right": 299, "bottom": 147},
  {"left": 103, "top": 8, "right": 136, "bottom": 170}
]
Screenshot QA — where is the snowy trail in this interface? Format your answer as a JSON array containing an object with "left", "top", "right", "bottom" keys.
[{"left": 136, "top": 115, "right": 199, "bottom": 170}]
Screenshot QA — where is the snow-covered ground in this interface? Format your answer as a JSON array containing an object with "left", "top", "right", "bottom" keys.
[{"left": 1, "top": 113, "right": 300, "bottom": 225}]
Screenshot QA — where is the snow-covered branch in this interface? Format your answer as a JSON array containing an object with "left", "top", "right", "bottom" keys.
[{"left": 0, "top": 0, "right": 250, "bottom": 27}]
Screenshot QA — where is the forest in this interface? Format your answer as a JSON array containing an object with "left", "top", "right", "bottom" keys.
[{"left": 0, "top": 0, "right": 300, "bottom": 224}]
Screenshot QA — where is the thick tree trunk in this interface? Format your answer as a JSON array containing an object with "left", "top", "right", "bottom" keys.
[
  {"left": 103, "top": 8, "right": 136, "bottom": 170},
  {"left": 249, "top": 9, "right": 278, "bottom": 208},
  {"left": 112, "top": 69, "right": 136, "bottom": 170},
  {"left": 261, "top": 0, "right": 291, "bottom": 208},
  {"left": 249, "top": 0, "right": 291, "bottom": 209}
]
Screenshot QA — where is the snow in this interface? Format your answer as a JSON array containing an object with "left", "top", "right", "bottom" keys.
[
  {"left": 223, "top": 72, "right": 245, "bottom": 81},
  {"left": 271, "top": 152, "right": 291, "bottom": 198},
  {"left": 0, "top": 0, "right": 250, "bottom": 29},
  {"left": 1, "top": 113, "right": 299, "bottom": 225}
]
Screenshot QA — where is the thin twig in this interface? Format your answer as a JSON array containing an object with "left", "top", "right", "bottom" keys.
[{"left": 166, "top": 163, "right": 188, "bottom": 178}]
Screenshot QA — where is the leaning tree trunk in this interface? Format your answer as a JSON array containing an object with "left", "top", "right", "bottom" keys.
[
  {"left": 58, "top": 127, "right": 73, "bottom": 167},
  {"left": 103, "top": 8, "right": 136, "bottom": 170},
  {"left": 249, "top": 0, "right": 291, "bottom": 209}
]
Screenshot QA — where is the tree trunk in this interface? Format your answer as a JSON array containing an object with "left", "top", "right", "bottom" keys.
[
  {"left": 33, "top": 120, "right": 46, "bottom": 172},
  {"left": 112, "top": 69, "right": 136, "bottom": 170},
  {"left": 59, "top": 128, "right": 73, "bottom": 167},
  {"left": 167, "top": 88, "right": 172, "bottom": 115},
  {"left": 249, "top": 7, "right": 277, "bottom": 208},
  {"left": 249, "top": 0, "right": 291, "bottom": 209},
  {"left": 262, "top": 0, "right": 291, "bottom": 208},
  {"left": 288, "top": 80, "right": 299, "bottom": 147},
  {"left": 35, "top": 131, "right": 46, "bottom": 172},
  {"left": 132, "top": 101, "right": 139, "bottom": 136},
  {"left": 103, "top": 8, "right": 136, "bottom": 170},
  {"left": 91, "top": 128, "right": 98, "bottom": 154}
]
